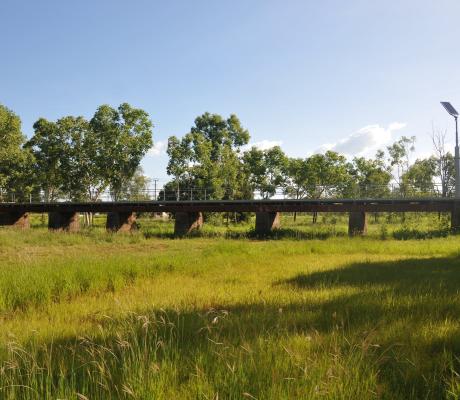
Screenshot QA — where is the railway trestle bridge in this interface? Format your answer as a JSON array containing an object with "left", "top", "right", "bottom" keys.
[{"left": 1, "top": 198, "right": 460, "bottom": 236}]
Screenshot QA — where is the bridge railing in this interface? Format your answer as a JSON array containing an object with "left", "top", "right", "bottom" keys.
[{"left": 0, "top": 183, "right": 454, "bottom": 203}]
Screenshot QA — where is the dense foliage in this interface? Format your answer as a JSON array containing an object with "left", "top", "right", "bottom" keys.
[
  {"left": 164, "top": 113, "right": 453, "bottom": 200},
  {"left": 0, "top": 103, "right": 455, "bottom": 201},
  {"left": 0, "top": 105, "right": 34, "bottom": 200},
  {"left": 0, "top": 103, "right": 153, "bottom": 201}
]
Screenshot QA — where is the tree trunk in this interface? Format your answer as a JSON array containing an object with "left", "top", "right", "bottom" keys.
[
  {"left": 83, "top": 212, "right": 94, "bottom": 227},
  {"left": 312, "top": 212, "right": 318, "bottom": 224},
  {"left": 294, "top": 192, "right": 299, "bottom": 222}
]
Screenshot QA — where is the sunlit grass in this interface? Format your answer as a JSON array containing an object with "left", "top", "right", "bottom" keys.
[{"left": 0, "top": 213, "right": 459, "bottom": 398}]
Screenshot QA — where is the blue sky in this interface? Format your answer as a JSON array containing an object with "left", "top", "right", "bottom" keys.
[{"left": 2, "top": 0, "right": 460, "bottom": 184}]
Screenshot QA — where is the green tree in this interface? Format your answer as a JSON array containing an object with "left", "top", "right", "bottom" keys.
[
  {"left": 284, "top": 157, "right": 310, "bottom": 221},
  {"left": 303, "top": 151, "right": 351, "bottom": 198},
  {"left": 0, "top": 104, "right": 35, "bottom": 200},
  {"left": 243, "top": 146, "right": 288, "bottom": 199},
  {"left": 348, "top": 154, "right": 392, "bottom": 198},
  {"left": 55, "top": 116, "right": 94, "bottom": 201},
  {"left": 26, "top": 118, "right": 66, "bottom": 201},
  {"left": 402, "top": 157, "right": 437, "bottom": 196},
  {"left": 28, "top": 115, "right": 102, "bottom": 202},
  {"left": 293, "top": 151, "right": 352, "bottom": 223},
  {"left": 387, "top": 136, "right": 416, "bottom": 194},
  {"left": 432, "top": 128, "right": 455, "bottom": 197},
  {"left": 166, "top": 113, "right": 250, "bottom": 200},
  {"left": 28, "top": 103, "right": 153, "bottom": 203},
  {"left": 285, "top": 157, "right": 310, "bottom": 199},
  {"left": 90, "top": 103, "right": 153, "bottom": 200},
  {"left": 437, "top": 153, "right": 455, "bottom": 197}
]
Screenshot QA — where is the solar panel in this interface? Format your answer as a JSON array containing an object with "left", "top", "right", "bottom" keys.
[{"left": 441, "top": 102, "right": 459, "bottom": 117}]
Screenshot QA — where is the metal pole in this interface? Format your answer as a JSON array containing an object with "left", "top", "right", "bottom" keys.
[{"left": 456, "top": 117, "right": 460, "bottom": 198}]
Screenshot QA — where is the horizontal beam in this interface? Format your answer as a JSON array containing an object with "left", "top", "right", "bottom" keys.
[{"left": 0, "top": 198, "right": 456, "bottom": 214}]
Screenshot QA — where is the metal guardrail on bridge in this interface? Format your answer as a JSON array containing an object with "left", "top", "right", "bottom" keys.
[
  {"left": 0, "top": 198, "right": 457, "bottom": 214},
  {"left": 0, "top": 183, "right": 454, "bottom": 203}
]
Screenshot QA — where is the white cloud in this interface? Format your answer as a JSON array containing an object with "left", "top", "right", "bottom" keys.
[
  {"left": 315, "top": 122, "right": 407, "bottom": 157},
  {"left": 242, "top": 139, "right": 283, "bottom": 152},
  {"left": 389, "top": 122, "right": 406, "bottom": 131},
  {"left": 148, "top": 140, "right": 167, "bottom": 156}
]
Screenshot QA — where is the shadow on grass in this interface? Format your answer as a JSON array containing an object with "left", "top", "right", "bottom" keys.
[
  {"left": 5, "top": 256, "right": 460, "bottom": 398},
  {"left": 277, "top": 255, "right": 460, "bottom": 291}
]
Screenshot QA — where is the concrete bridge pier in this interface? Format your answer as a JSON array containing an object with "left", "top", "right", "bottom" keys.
[
  {"left": 0, "top": 212, "right": 30, "bottom": 228},
  {"left": 106, "top": 212, "right": 137, "bottom": 232},
  {"left": 348, "top": 212, "right": 367, "bottom": 236},
  {"left": 451, "top": 202, "right": 460, "bottom": 231},
  {"left": 255, "top": 212, "right": 281, "bottom": 235},
  {"left": 174, "top": 212, "right": 203, "bottom": 236},
  {"left": 48, "top": 212, "right": 80, "bottom": 232}
]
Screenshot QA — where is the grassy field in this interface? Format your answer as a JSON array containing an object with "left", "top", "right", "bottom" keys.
[{"left": 0, "top": 213, "right": 460, "bottom": 399}]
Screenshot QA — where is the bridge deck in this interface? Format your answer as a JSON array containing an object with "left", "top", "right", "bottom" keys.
[{"left": 0, "top": 198, "right": 457, "bottom": 213}]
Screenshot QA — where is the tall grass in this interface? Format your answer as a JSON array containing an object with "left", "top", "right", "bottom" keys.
[{"left": 0, "top": 214, "right": 460, "bottom": 398}]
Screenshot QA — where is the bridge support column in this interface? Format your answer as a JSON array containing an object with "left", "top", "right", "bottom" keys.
[
  {"left": 451, "top": 202, "right": 460, "bottom": 231},
  {"left": 255, "top": 212, "right": 281, "bottom": 235},
  {"left": 174, "top": 212, "right": 203, "bottom": 236},
  {"left": 348, "top": 212, "right": 367, "bottom": 236},
  {"left": 106, "top": 212, "right": 137, "bottom": 232},
  {"left": 48, "top": 212, "right": 80, "bottom": 232},
  {"left": 0, "top": 212, "right": 30, "bottom": 228}
]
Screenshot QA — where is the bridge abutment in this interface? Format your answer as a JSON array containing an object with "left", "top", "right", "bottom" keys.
[
  {"left": 255, "top": 212, "right": 281, "bottom": 235},
  {"left": 0, "top": 212, "right": 30, "bottom": 228},
  {"left": 48, "top": 212, "right": 80, "bottom": 232},
  {"left": 348, "top": 212, "right": 367, "bottom": 236},
  {"left": 106, "top": 212, "right": 137, "bottom": 232},
  {"left": 174, "top": 212, "right": 203, "bottom": 236}
]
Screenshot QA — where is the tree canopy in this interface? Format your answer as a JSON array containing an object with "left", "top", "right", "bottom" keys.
[
  {"left": 243, "top": 146, "right": 288, "bottom": 199},
  {"left": 25, "top": 103, "right": 153, "bottom": 201},
  {"left": 167, "top": 112, "right": 250, "bottom": 200},
  {"left": 0, "top": 105, "right": 34, "bottom": 199},
  {"left": 1, "top": 104, "right": 456, "bottom": 204}
]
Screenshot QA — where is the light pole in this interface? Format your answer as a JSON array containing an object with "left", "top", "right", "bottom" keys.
[{"left": 441, "top": 102, "right": 460, "bottom": 198}]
